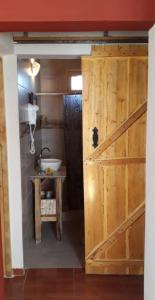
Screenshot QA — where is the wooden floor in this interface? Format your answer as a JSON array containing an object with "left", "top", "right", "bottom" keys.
[{"left": 4, "top": 269, "right": 144, "bottom": 300}]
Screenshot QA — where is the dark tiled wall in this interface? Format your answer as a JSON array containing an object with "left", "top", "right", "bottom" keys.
[
  {"left": 39, "top": 59, "right": 81, "bottom": 163},
  {"left": 18, "top": 59, "right": 41, "bottom": 261}
]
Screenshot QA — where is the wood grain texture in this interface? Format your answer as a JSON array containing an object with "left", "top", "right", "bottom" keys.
[
  {"left": 86, "top": 101, "right": 147, "bottom": 161},
  {"left": 83, "top": 163, "right": 104, "bottom": 257},
  {"left": 86, "top": 259, "right": 144, "bottom": 275},
  {"left": 4, "top": 268, "right": 144, "bottom": 299},
  {"left": 33, "top": 173, "right": 65, "bottom": 242},
  {"left": 41, "top": 216, "right": 57, "bottom": 222},
  {"left": 0, "top": 59, "right": 12, "bottom": 277},
  {"left": 82, "top": 45, "right": 147, "bottom": 274},
  {"left": 92, "top": 45, "right": 148, "bottom": 57},
  {"left": 55, "top": 178, "right": 63, "bottom": 241},
  {"left": 86, "top": 201, "right": 145, "bottom": 260},
  {"left": 34, "top": 178, "right": 41, "bottom": 243},
  {"left": 95, "top": 157, "right": 145, "bottom": 165}
]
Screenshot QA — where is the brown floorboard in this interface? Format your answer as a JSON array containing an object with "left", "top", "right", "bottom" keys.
[{"left": 4, "top": 269, "right": 144, "bottom": 300}]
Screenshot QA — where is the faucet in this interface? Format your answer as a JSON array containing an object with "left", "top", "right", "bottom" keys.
[{"left": 39, "top": 147, "right": 51, "bottom": 158}]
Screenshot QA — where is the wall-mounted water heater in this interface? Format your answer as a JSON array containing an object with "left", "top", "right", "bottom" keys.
[
  {"left": 20, "top": 102, "right": 39, "bottom": 155},
  {"left": 27, "top": 103, "right": 39, "bottom": 125},
  {"left": 27, "top": 103, "right": 39, "bottom": 155}
]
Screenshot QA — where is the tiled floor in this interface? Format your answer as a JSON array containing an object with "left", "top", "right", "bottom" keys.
[
  {"left": 24, "top": 211, "right": 84, "bottom": 268},
  {"left": 4, "top": 269, "right": 144, "bottom": 300}
]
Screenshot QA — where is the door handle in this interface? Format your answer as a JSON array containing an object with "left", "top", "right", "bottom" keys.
[{"left": 92, "top": 127, "right": 98, "bottom": 148}]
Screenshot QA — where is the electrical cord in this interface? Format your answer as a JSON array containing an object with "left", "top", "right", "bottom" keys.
[{"left": 29, "top": 124, "right": 36, "bottom": 154}]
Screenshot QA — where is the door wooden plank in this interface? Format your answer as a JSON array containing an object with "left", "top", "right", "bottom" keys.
[
  {"left": 84, "top": 163, "right": 104, "bottom": 257},
  {"left": 83, "top": 57, "right": 129, "bottom": 161},
  {"left": 86, "top": 259, "right": 144, "bottom": 275},
  {"left": 129, "top": 58, "right": 148, "bottom": 113},
  {"left": 128, "top": 164, "right": 145, "bottom": 214},
  {"left": 101, "top": 58, "right": 128, "bottom": 160},
  {"left": 85, "top": 157, "right": 146, "bottom": 165},
  {"left": 128, "top": 58, "right": 147, "bottom": 158},
  {"left": 106, "top": 165, "right": 126, "bottom": 235},
  {"left": 128, "top": 214, "right": 145, "bottom": 260},
  {"left": 90, "top": 259, "right": 144, "bottom": 263},
  {"left": 86, "top": 101, "right": 147, "bottom": 161},
  {"left": 92, "top": 45, "right": 148, "bottom": 57},
  {"left": 82, "top": 58, "right": 107, "bottom": 160}
]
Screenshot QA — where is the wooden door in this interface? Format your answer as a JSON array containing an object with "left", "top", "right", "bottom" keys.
[{"left": 82, "top": 45, "right": 148, "bottom": 275}]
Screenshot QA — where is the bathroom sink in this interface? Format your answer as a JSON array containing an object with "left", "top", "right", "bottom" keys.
[{"left": 40, "top": 158, "right": 62, "bottom": 173}]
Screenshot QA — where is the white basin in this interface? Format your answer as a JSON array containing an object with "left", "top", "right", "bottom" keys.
[{"left": 40, "top": 158, "right": 62, "bottom": 173}]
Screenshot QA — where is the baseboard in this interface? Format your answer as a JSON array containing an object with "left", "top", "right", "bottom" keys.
[{"left": 13, "top": 269, "right": 25, "bottom": 277}]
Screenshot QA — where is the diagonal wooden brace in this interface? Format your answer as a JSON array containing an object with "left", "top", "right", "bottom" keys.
[
  {"left": 86, "top": 201, "right": 145, "bottom": 261},
  {"left": 86, "top": 101, "right": 147, "bottom": 161}
]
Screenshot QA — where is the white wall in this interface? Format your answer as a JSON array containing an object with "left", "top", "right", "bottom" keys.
[
  {"left": 0, "top": 34, "right": 24, "bottom": 269},
  {"left": 144, "top": 25, "right": 155, "bottom": 300},
  {"left": 14, "top": 43, "right": 91, "bottom": 59},
  {"left": 0, "top": 33, "right": 14, "bottom": 55},
  {"left": 2, "top": 56, "right": 23, "bottom": 269}
]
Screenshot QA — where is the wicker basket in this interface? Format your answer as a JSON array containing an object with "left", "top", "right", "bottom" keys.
[{"left": 41, "top": 199, "right": 56, "bottom": 216}]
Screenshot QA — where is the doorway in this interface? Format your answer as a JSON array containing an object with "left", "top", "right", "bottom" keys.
[
  {"left": 18, "top": 58, "right": 84, "bottom": 268},
  {"left": 0, "top": 41, "right": 148, "bottom": 278}
]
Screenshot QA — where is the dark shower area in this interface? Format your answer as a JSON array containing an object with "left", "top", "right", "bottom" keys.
[{"left": 64, "top": 94, "right": 84, "bottom": 210}]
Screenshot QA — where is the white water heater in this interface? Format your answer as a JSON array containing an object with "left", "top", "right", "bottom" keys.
[
  {"left": 27, "top": 103, "right": 39, "bottom": 125},
  {"left": 20, "top": 103, "right": 39, "bottom": 125},
  {"left": 20, "top": 103, "right": 39, "bottom": 154}
]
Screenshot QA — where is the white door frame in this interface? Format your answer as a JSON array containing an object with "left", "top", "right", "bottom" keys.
[{"left": 144, "top": 24, "right": 155, "bottom": 300}]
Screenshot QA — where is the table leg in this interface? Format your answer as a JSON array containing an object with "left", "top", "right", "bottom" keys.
[
  {"left": 34, "top": 178, "right": 41, "bottom": 243},
  {"left": 55, "top": 178, "right": 62, "bottom": 241}
]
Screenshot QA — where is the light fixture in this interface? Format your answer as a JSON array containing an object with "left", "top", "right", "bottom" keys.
[{"left": 29, "top": 58, "right": 40, "bottom": 77}]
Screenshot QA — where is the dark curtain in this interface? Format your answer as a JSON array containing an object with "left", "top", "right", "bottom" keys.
[{"left": 64, "top": 95, "right": 83, "bottom": 210}]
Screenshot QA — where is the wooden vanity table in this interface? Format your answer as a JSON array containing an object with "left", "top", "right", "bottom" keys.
[{"left": 31, "top": 167, "right": 66, "bottom": 243}]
